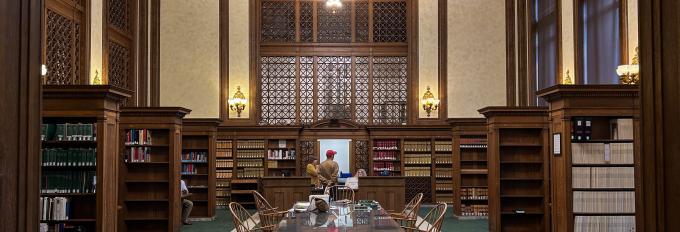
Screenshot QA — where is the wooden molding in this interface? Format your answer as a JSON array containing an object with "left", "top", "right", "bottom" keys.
[{"left": 150, "top": 0, "right": 160, "bottom": 106}]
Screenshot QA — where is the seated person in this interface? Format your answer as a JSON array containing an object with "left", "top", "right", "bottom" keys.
[{"left": 180, "top": 179, "right": 193, "bottom": 225}]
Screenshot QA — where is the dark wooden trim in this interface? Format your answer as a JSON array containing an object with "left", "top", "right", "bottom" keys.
[
  {"left": 574, "top": 0, "right": 583, "bottom": 84},
  {"left": 84, "top": 0, "right": 92, "bottom": 85},
  {"left": 0, "top": 0, "right": 42, "bottom": 230},
  {"left": 137, "top": 0, "right": 149, "bottom": 106},
  {"left": 149, "top": 0, "right": 160, "bottom": 106},
  {"left": 556, "top": 0, "right": 563, "bottom": 85},
  {"left": 639, "top": 0, "right": 680, "bottom": 231},
  {"left": 619, "top": 0, "right": 629, "bottom": 64},
  {"left": 219, "top": 0, "right": 229, "bottom": 121},
  {"left": 438, "top": 0, "right": 449, "bottom": 118},
  {"left": 408, "top": 0, "right": 418, "bottom": 124},
  {"left": 506, "top": 0, "right": 517, "bottom": 106},
  {"left": 517, "top": 0, "right": 529, "bottom": 106}
]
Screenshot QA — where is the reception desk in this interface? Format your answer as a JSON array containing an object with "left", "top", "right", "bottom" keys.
[{"left": 260, "top": 176, "right": 405, "bottom": 212}]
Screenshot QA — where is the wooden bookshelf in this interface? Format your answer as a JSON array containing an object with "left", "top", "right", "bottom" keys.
[
  {"left": 215, "top": 139, "right": 233, "bottom": 208},
  {"left": 479, "top": 107, "right": 550, "bottom": 232},
  {"left": 449, "top": 118, "right": 489, "bottom": 218},
  {"left": 434, "top": 139, "right": 454, "bottom": 205},
  {"left": 538, "top": 85, "right": 640, "bottom": 232},
  {"left": 118, "top": 107, "right": 190, "bottom": 232},
  {"left": 181, "top": 119, "right": 220, "bottom": 220},
  {"left": 370, "top": 139, "right": 402, "bottom": 176},
  {"left": 41, "top": 85, "right": 131, "bottom": 232},
  {"left": 266, "top": 139, "right": 298, "bottom": 176},
  {"left": 403, "top": 138, "right": 434, "bottom": 203}
]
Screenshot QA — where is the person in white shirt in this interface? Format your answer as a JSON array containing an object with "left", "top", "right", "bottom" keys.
[{"left": 181, "top": 179, "right": 193, "bottom": 225}]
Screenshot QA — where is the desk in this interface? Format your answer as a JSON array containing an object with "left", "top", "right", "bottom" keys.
[{"left": 278, "top": 202, "right": 404, "bottom": 232}]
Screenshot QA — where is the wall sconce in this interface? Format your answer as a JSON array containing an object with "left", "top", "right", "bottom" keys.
[
  {"left": 421, "top": 86, "right": 440, "bottom": 117},
  {"left": 617, "top": 47, "right": 640, "bottom": 85},
  {"left": 563, "top": 70, "right": 573, "bottom": 85},
  {"left": 228, "top": 86, "right": 247, "bottom": 117},
  {"left": 325, "top": 0, "right": 342, "bottom": 13},
  {"left": 92, "top": 70, "right": 102, "bottom": 85}
]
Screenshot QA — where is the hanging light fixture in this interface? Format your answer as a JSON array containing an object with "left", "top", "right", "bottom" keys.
[{"left": 326, "top": 0, "right": 342, "bottom": 14}]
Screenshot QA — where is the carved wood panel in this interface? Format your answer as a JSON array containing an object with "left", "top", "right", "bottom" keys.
[
  {"left": 259, "top": 56, "right": 297, "bottom": 125},
  {"left": 373, "top": 1, "right": 408, "bottom": 43},
  {"left": 354, "top": 140, "right": 369, "bottom": 172},
  {"left": 355, "top": 1, "right": 370, "bottom": 42},
  {"left": 299, "top": 140, "right": 316, "bottom": 175},
  {"left": 44, "top": 0, "right": 86, "bottom": 85},
  {"left": 107, "top": 0, "right": 135, "bottom": 106},
  {"left": 261, "top": 0, "right": 296, "bottom": 42},
  {"left": 317, "top": 2, "right": 352, "bottom": 43},
  {"left": 372, "top": 57, "right": 408, "bottom": 125}
]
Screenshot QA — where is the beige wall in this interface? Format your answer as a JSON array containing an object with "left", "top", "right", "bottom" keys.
[
  {"left": 627, "top": 0, "right": 639, "bottom": 62},
  {"left": 228, "top": 0, "right": 250, "bottom": 119},
  {"left": 418, "top": 0, "right": 439, "bottom": 118},
  {"left": 159, "top": 0, "right": 220, "bottom": 118},
  {"left": 447, "top": 0, "right": 507, "bottom": 118},
  {"left": 561, "top": 0, "right": 576, "bottom": 83},
  {"left": 89, "top": 0, "right": 103, "bottom": 84}
]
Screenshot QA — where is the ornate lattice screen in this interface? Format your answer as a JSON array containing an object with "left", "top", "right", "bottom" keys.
[
  {"left": 44, "top": 0, "right": 86, "bottom": 85},
  {"left": 257, "top": 0, "right": 410, "bottom": 126},
  {"left": 353, "top": 140, "right": 369, "bottom": 172},
  {"left": 107, "top": 0, "right": 135, "bottom": 105}
]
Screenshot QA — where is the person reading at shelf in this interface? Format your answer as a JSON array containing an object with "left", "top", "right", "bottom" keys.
[
  {"left": 319, "top": 150, "right": 339, "bottom": 187},
  {"left": 180, "top": 179, "right": 193, "bottom": 225},
  {"left": 306, "top": 159, "right": 321, "bottom": 187}
]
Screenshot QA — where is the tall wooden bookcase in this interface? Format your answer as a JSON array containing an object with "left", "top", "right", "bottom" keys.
[
  {"left": 181, "top": 119, "right": 220, "bottom": 220},
  {"left": 41, "top": 85, "right": 131, "bottom": 232},
  {"left": 449, "top": 118, "right": 489, "bottom": 218},
  {"left": 538, "top": 85, "right": 640, "bottom": 232},
  {"left": 479, "top": 107, "right": 550, "bottom": 232},
  {"left": 118, "top": 107, "right": 190, "bottom": 232}
]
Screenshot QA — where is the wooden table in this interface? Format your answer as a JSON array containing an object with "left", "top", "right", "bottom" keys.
[{"left": 277, "top": 202, "right": 404, "bottom": 232}]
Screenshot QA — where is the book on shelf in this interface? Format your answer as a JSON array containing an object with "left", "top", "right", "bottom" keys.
[
  {"left": 237, "top": 168, "right": 264, "bottom": 178},
  {"left": 237, "top": 140, "right": 265, "bottom": 149},
  {"left": 404, "top": 167, "right": 431, "bottom": 177},
  {"left": 572, "top": 167, "right": 635, "bottom": 189},
  {"left": 42, "top": 148, "right": 96, "bottom": 167},
  {"left": 436, "top": 194, "right": 454, "bottom": 203},
  {"left": 216, "top": 160, "right": 233, "bottom": 168},
  {"left": 573, "top": 191, "right": 635, "bottom": 213},
  {"left": 124, "top": 147, "right": 151, "bottom": 163},
  {"left": 434, "top": 169, "right": 453, "bottom": 178},
  {"left": 373, "top": 140, "right": 399, "bottom": 150},
  {"left": 216, "top": 140, "right": 233, "bottom": 149},
  {"left": 611, "top": 118, "right": 634, "bottom": 140},
  {"left": 373, "top": 150, "right": 399, "bottom": 161},
  {"left": 404, "top": 141, "right": 432, "bottom": 152},
  {"left": 40, "top": 197, "right": 71, "bottom": 221},
  {"left": 460, "top": 204, "right": 489, "bottom": 216},
  {"left": 237, "top": 150, "right": 265, "bottom": 158},
  {"left": 572, "top": 143, "right": 634, "bottom": 164},
  {"left": 435, "top": 156, "right": 452, "bottom": 164},
  {"left": 459, "top": 138, "right": 487, "bottom": 145},
  {"left": 39, "top": 222, "right": 87, "bottom": 232},
  {"left": 42, "top": 123, "right": 97, "bottom": 142},
  {"left": 404, "top": 154, "right": 431, "bottom": 164},
  {"left": 181, "top": 151, "right": 207, "bottom": 163},
  {"left": 124, "top": 129, "right": 152, "bottom": 145},
  {"left": 267, "top": 149, "right": 296, "bottom": 160},
  {"left": 216, "top": 150, "right": 233, "bottom": 158},
  {"left": 216, "top": 170, "right": 233, "bottom": 179},
  {"left": 574, "top": 216, "right": 635, "bottom": 232},
  {"left": 236, "top": 159, "right": 263, "bottom": 167},
  {"left": 41, "top": 171, "right": 96, "bottom": 194},
  {"left": 181, "top": 164, "right": 199, "bottom": 175},
  {"left": 434, "top": 140, "right": 452, "bottom": 152},
  {"left": 460, "top": 188, "right": 488, "bottom": 200},
  {"left": 372, "top": 162, "right": 398, "bottom": 171}
]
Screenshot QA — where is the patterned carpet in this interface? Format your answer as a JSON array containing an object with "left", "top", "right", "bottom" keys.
[{"left": 181, "top": 206, "right": 488, "bottom": 232}]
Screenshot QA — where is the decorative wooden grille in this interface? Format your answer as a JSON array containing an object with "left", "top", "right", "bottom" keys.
[
  {"left": 299, "top": 140, "right": 316, "bottom": 174},
  {"left": 108, "top": 0, "right": 130, "bottom": 32},
  {"left": 107, "top": 0, "right": 135, "bottom": 105},
  {"left": 406, "top": 177, "right": 432, "bottom": 203},
  {"left": 259, "top": 56, "right": 407, "bottom": 126},
  {"left": 259, "top": 56, "right": 297, "bottom": 125},
  {"left": 355, "top": 1, "right": 370, "bottom": 42},
  {"left": 261, "top": 0, "right": 296, "bottom": 42},
  {"left": 317, "top": 2, "right": 352, "bottom": 43},
  {"left": 300, "top": 2, "right": 314, "bottom": 42},
  {"left": 373, "top": 1, "right": 408, "bottom": 42},
  {"left": 354, "top": 140, "right": 369, "bottom": 172},
  {"left": 108, "top": 41, "right": 131, "bottom": 90},
  {"left": 44, "top": 0, "right": 85, "bottom": 85}
]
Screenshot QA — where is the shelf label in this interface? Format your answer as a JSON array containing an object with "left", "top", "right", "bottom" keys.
[{"left": 553, "top": 133, "right": 561, "bottom": 155}]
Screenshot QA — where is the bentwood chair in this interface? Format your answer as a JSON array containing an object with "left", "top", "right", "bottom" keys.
[
  {"left": 229, "top": 202, "right": 273, "bottom": 232},
  {"left": 251, "top": 191, "right": 287, "bottom": 231},
  {"left": 390, "top": 193, "right": 423, "bottom": 230},
  {"left": 401, "top": 203, "right": 447, "bottom": 232},
  {"left": 325, "top": 185, "right": 355, "bottom": 203}
]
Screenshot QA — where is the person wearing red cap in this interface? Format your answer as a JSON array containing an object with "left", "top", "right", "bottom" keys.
[{"left": 318, "top": 149, "right": 339, "bottom": 188}]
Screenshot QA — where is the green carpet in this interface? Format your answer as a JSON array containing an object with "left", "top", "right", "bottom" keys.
[{"left": 182, "top": 207, "right": 488, "bottom": 232}]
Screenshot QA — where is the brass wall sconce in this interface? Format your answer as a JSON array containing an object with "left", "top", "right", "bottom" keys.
[
  {"left": 617, "top": 47, "right": 640, "bottom": 85},
  {"left": 228, "top": 86, "right": 247, "bottom": 117},
  {"left": 421, "top": 86, "right": 440, "bottom": 117}
]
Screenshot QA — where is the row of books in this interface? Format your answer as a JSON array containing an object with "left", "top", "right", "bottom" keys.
[
  {"left": 573, "top": 191, "right": 635, "bottom": 213},
  {"left": 40, "top": 223, "right": 86, "bottom": 232},
  {"left": 460, "top": 144, "right": 487, "bottom": 149},
  {"left": 435, "top": 181, "right": 453, "bottom": 191},
  {"left": 216, "top": 150, "right": 233, "bottom": 158},
  {"left": 461, "top": 188, "right": 488, "bottom": 200},
  {"left": 217, "top": 160, "right": 233, "bottom": 168},
  {"left": 404, "top": 141, "right": 431, "bottom": 152},
  {"left": 216, "top": 140, "right": 233, "bottom": 149},
  {"left": 41, "top": 171, "right": 96, "bottom": 194},
  {"left": 217, "top": 180, "right": 230, "bottom": 187},
  {"left": 574, "top": 216, "right": 635, "bottom": 232},
  {"left": 216, "top": 190, "right": 230, "bottom": 198},
  {"left": 40, "top": 197, "right": 71, "bottom": 220},
  {"left": 435, "top": 156, "right": 452, "bottom": 164},
  {"left": 373, "top": 151, "right": 399, "bottom": 161},
  {"left": 460, "top": 204, "right": 489, "bottom": 216},
  {"left": 237, "top": 140, "right": 265, "bottom": 149},
  {"left": 404, "top": 167, "right": 431, "bottom": 177},
  {"left": 611, "top": 119, "right": 634, "bottom": 140},
  {"left": 182, "top": 151, "right": 207, "bottom": 162},
  {"left": 373, "top": 162, "right": 398, "bottom": 171},
  {"left": 124, "top": 129, "right": 153, "bottom": 145},
  {"left": 436, "top": 194, "right": 454, "bottom": 203},
  {"left": 267, "top": 161, "right": 295, "bottom": 169},
  {"left": 434, "top": 141, "right": 452, "bottom": 152},
  {"left": 124, "top": 147, "right": 151, "bottom": 163},
  {"left": 237, "top": 168, "right": 265, "bottom": 178},
  {"left": 572, "top": 167, "right": 635, "bottom": 189},
  {"left": 459, "top": 138, "right": 487, "bottom": 145},
  {"left": 572, "top": 143, "right": 634, "bottom": 164},
  {"left": 217, "top": 170, "right": 233, "bottom": 179},
  {"left": 236, "top": 150, "right": 265, "bottom": 158},
  {"left": 373, "top": 140, "right": 399, "bottom": 150},
  {"left": 267, "top": 149, "right": 296, "bottom": 160},
  {"left": 42, "top": 123, "right": 96, "bottom": 142},
  {"left": 42, "top": 148, "right": 96, "bottom": 167},
  {"left": 237, "top": 159, "right": 263, "bottom": 167},
  {"left": 571, "top": 117, "right": 593, "bottom": 141},
  {"left": 434, "top": 169, "right": 453, "bottom": 178},
  {"left": 404, "top": 154, "right": 431, "bottom": 164},
  {"left": 216, "top": 199, "right": 229, "bottom": 207},
  {"left": 181, "top": 164, "right": 200, "bottom": 175}
]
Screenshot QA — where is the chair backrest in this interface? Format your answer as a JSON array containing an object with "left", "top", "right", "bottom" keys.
[
  {"left": 403, "top": 193, "right": 423, "bottom": 219},
  {"left": 416, "top": 203, "right": 447, "bottom": 232},
  {"left": 326, "top": 185, "right": 355, "bottom": 203},
  {"left": 229, "top": 202, "right": 258, "bottom": 232},
  {"left": 252, "top": 190, "right": 274, "bottom": 212}
]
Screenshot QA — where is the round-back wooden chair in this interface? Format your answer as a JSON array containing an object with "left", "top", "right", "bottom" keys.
[
  {"left": 390, "top": 193, "right": 423, "bottom": 230},
  {"left": 402, "top": 203, "right": 447, "bottom": 232},
  {"left": 325, "top": 185, "right": 355, "bottom": 203},
  {"left": 251, "top": 191, "right": 287, "bottom": 231},
  {"left": 229, "top": 202, "right": 272, "bottom": 232}
]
